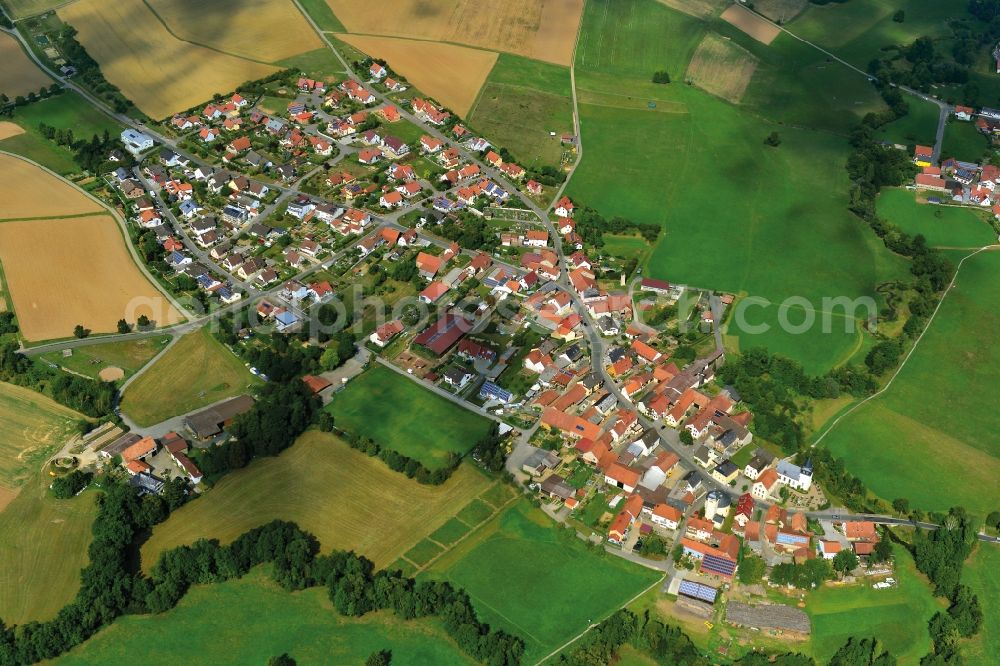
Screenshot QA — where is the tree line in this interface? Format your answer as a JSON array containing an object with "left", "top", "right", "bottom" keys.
[
  {"left": 573, "top": 206, "right": 661, "bottom": 249},
  {"left": 0, "top": 340, "right": 116, "bottom": 417}
]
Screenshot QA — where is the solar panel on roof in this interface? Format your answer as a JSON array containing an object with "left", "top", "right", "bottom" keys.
[
  {"left": 701, "top": 554, "right": 736, "bottom": 576},
  {"left": 678, "top": 580, "right": 718, "bottom": 603}
]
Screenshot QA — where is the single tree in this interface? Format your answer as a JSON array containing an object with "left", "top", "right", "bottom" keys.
[
  {"left": 892, "top": 9, "right": 905, "bottom": 22},
  {"left": 137, "top": 314, "right": 151, "bottom": 329},
  {"left": 892, "top": 498, "right": 909, "bottom": 516},
  {"left": 679, "top": 429, "right": 694, "bottom": 445},
  {"left": 267, "top": 655, "right": 296, "bottom": 666},
  {"left": 116, "top": 319, "right": 131, "bottom": 334},
  {"left": 652, "top": 70, "right": 671, "bottom": 84},
  {"left": 833, "top": 549, "right": 859, "bottom": 575},
  {"left": 764, "top": 131, "right": 781, "bottom": 147},
  {"left": 73, "top": 324, "right": 89, "bottom": 339},
  {"left": 365, "top": 649, "right": 392, "bottom": 666}
]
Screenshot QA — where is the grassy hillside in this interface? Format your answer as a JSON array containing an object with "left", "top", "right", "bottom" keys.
[
  {"left": 876, "top": 189, "right": 996, "bottom": 249},
  {"left": 962, "top": 544, "right": 1000, "bottom": 665}
]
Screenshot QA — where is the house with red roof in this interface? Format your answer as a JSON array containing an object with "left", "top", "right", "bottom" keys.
[{"left": 370, "top": 320, "right": 404, "bottom": 347}]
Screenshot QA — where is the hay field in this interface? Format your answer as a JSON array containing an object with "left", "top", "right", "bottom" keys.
[
  {"left": 327, "top": 0, "right": 583, "bottom": 66},
  {"left": 0, "top": 215, "right": 183, "bottom": 341},
  {"left": 120, "top": 327, "right": 259, "bottom": 426},
  {"left": 336, "top": 34, "right": 497, "bottom": 115},
  {"left": 0, "top": 152, "right": 101, "bottom": 219},
  {"left": 0, "top": 123, "right": 25, "bottom": 141},
  {"left": 146, "top": 0, "right": 321, "bottom": 63},
  {"left": 655, "top": 0, "right": 726, "bottom": 19},
  {"left": 753, "top": 0, "right": 808, "bottom": 22},
  {"left": 59, "top": 0, "right": 278, "bottom": 120},
  {"left": 0, "top": 382, "right": 81, "bottom": 494},
  {"left": 721, "top": 4, "right": 781, "bottom": 44},
  {"left": 686, "top": 33, "right": 759, "bottom": 103},
  {"left": 141, "top": 431, "right": 492, "bottom": 570},
  {"left": 0, "top": 33, "right": 51, "bottom": 98}
]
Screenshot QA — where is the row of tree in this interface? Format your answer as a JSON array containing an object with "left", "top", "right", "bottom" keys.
[
  {"left": 0, "top": 340, "right": 116, "bottom": 417},
  {"left": 574, "top": 206, "right": 661, "bottom": 249}
]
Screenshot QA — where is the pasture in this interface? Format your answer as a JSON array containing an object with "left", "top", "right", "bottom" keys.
[
  {"left": 0, "top": 381, "right": 81, "bottom": 494},
  {"left": 40, "top": 337, "right": 170, "bottom": 383},
  {"left": 57, "top": 569, "right": 473, "bottom": 665},
  {"left": 328, "top": 364, "right": 493, "bottom": 470},
  {"left": 0, "top": 471, "right": 97, "bottom": 625},
  {"left": 752, "top": 0, "right": 808, "bottom": 22},
  {"left": 721, "top": 4, "right": 780, "bottom": 45},
  {"left": 0, "top": 152, "right": 100, "bottom": 219},
  {"left": 469, "top": 54, "right": 573, "bottom": 167},
  {"left": 0, "top": 32, "right": 52, "bottom": 98},
  {"left": 819, "top": 251, "right": 1000, "bottom": 515},
  {"left": 145, "top": 0, "right": 321, "bottom": 63},
  {"left": 941, "top": 119, "right": 990, "bottom": 164},
  {"left": 876, "top": 97, "right": 940, "bottom": 147},
  {"left": 141, "top": 431, "right": 491, "bottom": 570},
  {"left": 335, "top": 34, "right": 497, "bottom": 116},
  {"left": 806, "top": 543, "right": 942, "bottom": 663},
  {"left": 962, "top": 544, "right": 1000, "bottom": 665},
  {"left": 686, "top": 32, "right": 758, "bottom": 103},
  {"left": 326, "top": 0, "right": 584, "bottom": 66},
  {"left": 424, "top": 500, "right": 661, "bottom": 663},
  {"left": 876, "top": 188, "right": 995, "bottom": 249},
  {"left": 59, "top": 0, "right": 278, "bottom": 119},
  {"left": 0, "top": 215, "right": 183, "bottom": 342},
  {"left": 120, "top": 327, "right": 258, "bottom": 427}
]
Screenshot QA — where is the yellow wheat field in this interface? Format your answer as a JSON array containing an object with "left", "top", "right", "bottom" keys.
[
  {"left": 337, "top": 34, "right": 498, "bottom": 116},
  {"left": 146, "top": 0, "right": 321, "bottom": 63},
  {"left": 59, "top": 0, "right": 279, "bottom": 119},
  {"left": 0, "top": 215, "right": 184, "bottom": 341},
  {"left": 328, "top": 0, "right": 584, "bottom": 66},
  {"left": 0, "top": 33, "right": 52, "bottom": 98},
  {"left": 0, "top": 153, "right": 101, "bottom": 219},
  {"left": 0, "top": 123, "right": 25, "bottom": 141}
]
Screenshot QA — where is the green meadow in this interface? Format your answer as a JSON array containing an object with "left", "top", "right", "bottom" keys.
[
  {"left": 55, "top": 569, "right": 473, "bottom": 665},
  {"left": 876, "top": 188, "right": 995, "bottom": 249},
  {"left": 819, "top": 251, "right": 1000, "bottom": 515},
  {"left": 941, "top": 119, "right": 991, "bottom": 164},
  {"left": 962, "top": 544, "right": 1000, "bottom": 665},
  {"left": 469, "top": 53, "right": 573, "bottom": 168},
  {"left": 424, "top": 501, "right": 660, "bottom": 663},
  {"left": 876, "top": 97, "right": 941, "bottom": 147},
  {"left": 328, "top": 364, "right": 493, "bottom": 470}
]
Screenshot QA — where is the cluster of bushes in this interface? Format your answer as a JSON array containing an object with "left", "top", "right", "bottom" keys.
[
  {"left": 471, "top": 424, "right": 505, "bottom": 472},
  {"left": 0, "top": 340, "right": 116, "bottom": 417},
  {"left": 770, "top": 558, "right": 833, "bottom": 589},
  {"left": 437, "top": 214, "right": 499, "bottom": 254},
  {"left": 0, "top": 84, "right": 62, "bottom": 113},
  {"left": 50, "top": 470, "right": 93, "bottom": 499},
  {"left": 574, "top": 206, "right": 660, "bottom": 249},
  {"left": 35, "top": 124, "right": 128, "bottom": 174},
  {"left": 0, "top": 313, "right": 17, "bottom": 336}
]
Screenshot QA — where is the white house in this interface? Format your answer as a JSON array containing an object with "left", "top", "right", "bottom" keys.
[
  {"left": 121, "top": 129, "right": 154, "bottom": 156},
  {"left": 644, "top": 504, "right": 681, "bottom": 530}
]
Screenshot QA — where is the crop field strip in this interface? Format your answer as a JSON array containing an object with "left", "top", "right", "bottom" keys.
[{"left": 0, "top": 32, "right": 53, "bottom": 97}]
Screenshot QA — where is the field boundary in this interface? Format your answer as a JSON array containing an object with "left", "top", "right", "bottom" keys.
[
  {"left": 813, "top": 245, "right": 999, "bottom": 446},
  {"left": 0, "top": 211, "right": 109, "bottom": 223}
]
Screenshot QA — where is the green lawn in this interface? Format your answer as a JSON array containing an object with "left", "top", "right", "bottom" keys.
[
  {"left": 602, "top": 233, "right": 651, "bottom": 262},
  {"left": 276, "top": 47, "right": 345, "bottom": 80},
  {"left": 403, "top": 538, "right": 444, "bottom": 567},
  {"left": 876, "top": 97, "right": 941, "bottom": 147},
  {"left": 941, "top": 119, "right": 990, "bottom": 164},
  {"left": 876, "top": 188, "right": 995, "bottom": 249},
  {"left": 819, "top": 251, "right": 1000, "bottom": 515},
  {"left": 328, "top": 364, "right": 492, "bottom": 470},
  {"left": 295, "top": 0, "right": 346, "bottom": 32},
  {"left": 469, "top": 53, "right": 573, "bottom": 168},
  {"left": 39, "top": 337, "right": 169, "bottom": 383},
  {"left": 429, "top": 517, "right": 472, "bottom": 546},
  {"left": 425, "top": 501, "right": 661, "bottom": 663},
  {"left": 806, "top": 543, "right": 943, "bottom": 663},
  {"left": 961, "top": 544, "right": 1000, "bottom": 666},
  {"left": 55, "top": 569, "right": 473, "bottom": 665}
]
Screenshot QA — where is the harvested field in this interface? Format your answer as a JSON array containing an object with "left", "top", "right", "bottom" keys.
[
  {"left": 0, "top": 152, "right": 100, "bottom": 219},
  {"left": 2, "top": 0, "right": 65, "bottom": 19},
  {"left": 686, "top": 33, "right": 759, "bottom": 103},
  {"left": 142, "top": 431, "right": 492, "bottom": 570},
  {"left": 0, "top": 123, "right": 25, "bottom": 141},
  {"left": 721, "top": 4, "right": 781, "bottom": 45},
  {"left": 327, "top": 0, "right": 584, "bottom": 66},
  {"left": 726, "top": 601, "right": 811, "bottom": 634},
  {"left": 753, "top": 0, "right": 808, "bottom": 22},
  {"left": 59, "top": 0, "right": 278, "bottom": 120},
  {"left": 146, "top": 0, "right": 321, "bottom": 63},
  {"left": 0, "top": 215, "right": 183, "bottom": 341},
  {"left": 335, "top": 34, "right": 497, "bottom": 116},
  {"left": 655, "top": 0, "right": 726, "bottom": 19},
  {"left": 0, "top": 381, "right": 81, "bottom": 493},
  {"left": 0, "top": 33, "right": 51, "bottom": 98}
]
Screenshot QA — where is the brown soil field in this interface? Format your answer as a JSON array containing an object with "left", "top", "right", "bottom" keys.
[
  {"left": 686, "top": 33, "right": 759, "bottom": 103},
  {"left": 0, "top": 33, "right": 51, "bottom": 98},
  {"left": 60, "top": 0, "right": 278, "bottom": 120},
  {"left": 0, "top": 153, "right": 101, "bottom": 219},
  {"left": 336, "top": 34, "right": 497, "bottom": 115},
  {"left": 0, "top": 487, "right": 15, "bottom": 514},
  {"left": 0, "top": 123, "right": 24, "bottom": 141},
  {"left": 327, "top": 0, "right": 583, "bottom": 66},
  {"left": 752, "top": 0, "right": 808, "bottom": 22},
  {"left": 98, "top": 366, "right": 125, "bottom": 381},
  {"left": 146, "top": 0, "right": 321, "bottom": 63},
  {"left": 0, "top": 215, "right": 184, "bottom": 341},
  {"left": 721, "top": 4, "right": 781, "bottom": 45},
  {"left": 655, "top": 0, "right": 726, "bottom": 19}
]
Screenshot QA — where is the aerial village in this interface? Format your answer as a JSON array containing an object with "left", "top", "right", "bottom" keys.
[{"left": 84, "top": 53, "right": 904, "bottom": 640}]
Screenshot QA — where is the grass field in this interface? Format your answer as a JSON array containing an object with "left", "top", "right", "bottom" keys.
[
  {"left": 602, "top": 233, "right": 651, "bottom": 262},
  {"left": 806, "top": 543, "right": 943, "bottom": 663},
  {"left": 0, "top": 381, "right": 81, "bottom": 495},
  {"left": 120, "top": 327, "right": 257, "bottom": 426},
  {"left": 141, "top": 431, "right": 492, "bottom": 570},
  {"left": 326, "top": 0, "right": 584, "bottom": 66},
  {"left": 0, "top": 151, "right": 101, "bottom": 219},
  {"left": 328, "top": 364, "right": 493, "bottom": 470},
  {"left": 1, "top": 0, "right": 64, "bottom": 18},
  {"left": 876, "top": 97, "right": 941, "bottom": 147},
  {"left": 335, "top": 34, "right": 497, "bottom": 115},
  {"left": 39, "top": 337, "right": 170, "bottom": 383},
  {"left": 819, "top": 251, "right": 1000, "bottom": 515},
  {"left": 0, "top": 32, "right": 52, "bottom": 98},
  {"left": 876, "top": 188, "right": 995, "bottom": 249},
  {"left": 962, "top": 544, "right": 1000, "bottom": 665},
  {"left": 0, "top": 213, "right": 183, "bottom": 342},
  {"left": 145, "top": 0, "right": 321, "bottom": 63},
  {"left": 941, "top": 119, "right": 990, "bottom": 164},
  {"left": 685, "top": 32, "right": 758, "bottom": 103},
  {"left": 469, "top": 53, "right": 573, "bottom": 167},
  {"left": 752, "top": 0, "right": 808, "bottom": 22},
  {"left": 424, "top": 500, "right": 661, "bottom": 663},
  {"left": 60, "top": 0, "right": 279, "bottom": 119},
  {"left": 297, "top": 0, "right": 346, "bottom": 32},
  {"left": 57, "top": 569, "right": 474, "bottom": 665},
  {"left": 0, "top": 471, "right": 97, "bottom": 625}
]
